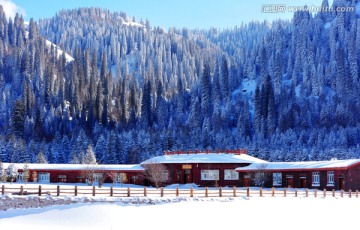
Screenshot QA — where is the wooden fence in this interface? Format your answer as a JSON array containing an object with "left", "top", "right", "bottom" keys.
[{"left": 1, "top": 185, "right": 359, "bottom": 198}]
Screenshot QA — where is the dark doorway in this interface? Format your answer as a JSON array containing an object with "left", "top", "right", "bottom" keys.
[
  {"left": 286, "top": 176, "right": 294, "bottom": 188},
  {"left": 176, "top": 170, "right": 182, "bottom": 183},
  {"left": 338, "top": 176, "right": 345, "bottom": 190},
  {"left": 183, "top": 169, "right": 192, "bottom": 184},
  {"left": 243, "top": 177, "right": 250, "bottom": 187},
  {"left": 299, "top": 177, "right": 306, "bottom": 188}
]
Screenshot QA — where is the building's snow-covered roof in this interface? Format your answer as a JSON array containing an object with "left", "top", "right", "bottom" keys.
[
  {"left": 235, "top": 159, "right": 360, "bottom": 172},
  {"left": 141, "top": 153, "right": 267, "bottom": 165},
  {"left": 1, "top": 163, "right": 144, "bottom": 171}
]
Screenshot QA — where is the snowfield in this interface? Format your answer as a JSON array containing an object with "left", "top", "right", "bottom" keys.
[{"left": 1, "top": 195, "right": 359, "bottom": 230}]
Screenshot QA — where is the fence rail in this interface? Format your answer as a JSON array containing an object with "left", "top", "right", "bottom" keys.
[{"left": 1, "top": 184, "right": 358, "bottom": 199}]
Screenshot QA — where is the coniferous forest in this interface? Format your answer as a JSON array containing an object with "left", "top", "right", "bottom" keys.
[{"left": 1, "top": 0, "right": 360, "bottom": 164}]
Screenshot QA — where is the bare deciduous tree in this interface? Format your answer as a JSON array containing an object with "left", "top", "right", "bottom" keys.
[
  {"left": 96, "top": 171, "right": 107, "bottom": 188},
  {"left": 118, "top": 173, "right": 128, "bottom": 185},
  {"left": 108, "top": 171, "right": 118, "bottom": 186},
  {"left": 142, "top": 161, "right": 168, "bottom": 188},
  {"left": 80, "top": 165, "right": 97, "bottom": 185},
  {"left": 252, "top": 163, "right": 270, "bottom": 187}
]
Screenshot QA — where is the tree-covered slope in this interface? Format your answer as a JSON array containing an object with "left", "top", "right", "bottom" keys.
[{"left": 1, "top": 0, "right": 360, "bottom": 164}]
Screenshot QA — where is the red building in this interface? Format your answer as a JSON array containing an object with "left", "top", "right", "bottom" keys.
[
  {"left": 235, "top": 159, "right": 360, "bottom": 191},
  {"left": 3, "top": 150, "right": 360, "bottom": 190},
  {"left": 3, "top": 163, "right": 145, "bottom": 185},
  {"left": 141, "top": 150, "right": 267, "bottom": 187}
]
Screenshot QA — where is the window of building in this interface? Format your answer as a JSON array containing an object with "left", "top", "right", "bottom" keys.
[
  {"left": 327, "top": 171, "right": 334, "bottom": 186},
  {"left": 272, "top": 173, "right": 282, "bottom": 186},
  {"left": 162, "top": 170, "right": 169, "bottom": 181},
  {"left": 38, "top": 172, "right": 50, "bottom": 183},
  {"left": 17, "top": 172, "right": 24, "bottom": 182},
  {"left": 201, "top": 170, "right": 219, "bottom": 180},
  {"left": 312, "top": 172, "right": 320, "bottom": 186},
  {"left": 224, "top": 170, "right": 239, "bottom": 180},
  {"left": 58, "top": 175, "right": 67, "bottom": 182},
  {"left": 130, "top": 176, "right": 138, "bottom": 184},
  {"left": 116, "top": 173, "right": 127, "bottom": 183},
  {"left": 93, "top": 173, "right": 103, "bottom": 182}
]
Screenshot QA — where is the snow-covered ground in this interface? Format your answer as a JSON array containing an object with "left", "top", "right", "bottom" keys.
[{"left": 1, "top": 196, "right": 359, "bottom": 230}]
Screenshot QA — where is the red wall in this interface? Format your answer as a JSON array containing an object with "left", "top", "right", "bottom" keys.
[
  {"left": 18, "top": 169, "right": 145, "bottom": 185},
  {"left": 238, "top": 165, "right": 360, "bottom": 191},
  {"left": 165, "top": 163, "right": 250, "bottom": 187}
]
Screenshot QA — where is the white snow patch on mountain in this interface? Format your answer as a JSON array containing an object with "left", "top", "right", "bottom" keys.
[
  {"left": 116, "top": 16, "right": 145, "bottom": 29},
  {"left": 24, "top": 22, "right": 74, "bottom": 63},
  {"left": 45, "top": 40, "right": 74, "bottom": 63}
]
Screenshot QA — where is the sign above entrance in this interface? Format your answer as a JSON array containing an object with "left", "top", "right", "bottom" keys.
[{"left": 182, "top": 164, "right": 192, "bottom": 169}]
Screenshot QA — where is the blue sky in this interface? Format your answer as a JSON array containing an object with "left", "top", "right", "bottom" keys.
[{"left": 3, "top": 0, "right": 325, "bottom": 29}]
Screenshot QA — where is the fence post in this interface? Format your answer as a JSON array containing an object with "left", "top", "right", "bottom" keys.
[
  {"left": 75, "top": 186, "right": 78, "bottom": 196},
  {"left": 20, "top": 185, "right": 23, "bottom": 195},
  {"left": 127, "top": 187, "right": 130, "bottom": 197},
  {"left": 356, "top": 190, "right": 358, "bottom": 198},
  {"left": 283, "top": 187, "right": 286, "bottom": 197},
  {"left": 57, "top": 185, "right": 60, "bottom": 197},
  {"left": 110, "top": 186, "right": 113, "bottom": 197},
  {"left": 305, "top": 188, "right": 308, "bottom": 197},
  {"left": 1, "top": 185, "right": 4, "bottom": 195},
  {"left": 160, "top": 187, "right": 164, "bottom": 197},
  {"left": 144, "top": 187, "right": 147, "bottom": 197},
  {"left": 332, "top": 189, "right": 335, "bottom": 197},
  {"left": 271, "top": 187, "right": 275, "bottom": 197},
  {"left": 92, "top": 186, "right": 95, "bottom": 196},
  {"left": 247, "top": 187, "right": 250, "bottom": 197},
  {"left": 295, "top": 188, "right": 297, "bottom": 197},
  {"left": 260, "top": 187, "right": 263, "bottom": 197},
  {"left": 314, "top": 189, "right": 317, "bottom": 198},
  {"left": 38, "top": 185, "right": 42, "bottom": 196},
  {"left": 176, "top": 187, "right": 179, "bottom": 197},
  {"left": 233, "top": 186, "right": 236, "bottom": 197},
  {"left": 190, "top": 187, "right": 193, "bottom": 197},
  {"left": 349, "top": 190, "right": 352, "bottom": 198},
  {"left": 323, "top": 189, "right": 326, "bottom": 198},
  {"left": 205, "top": 187, "right": 208, "bottom": 197},
  {"left": 341, "top": 190, "right": 344, "bottom": 198}
]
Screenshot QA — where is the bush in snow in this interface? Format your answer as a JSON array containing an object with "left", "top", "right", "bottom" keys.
[
  {"left": 6, "top": 163, "right": 18, "bottom": 184},
  {"left": 0, "top": 161, "right": 6, "bottom": 182}
]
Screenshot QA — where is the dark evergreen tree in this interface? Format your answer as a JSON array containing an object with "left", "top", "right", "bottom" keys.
[
  {"left": 220, "top": 56, "right": 229, "bottom": 100},
  {"left": 254, "top": 85, "right": 262, "bottom": 134},
  {"left": 201, "top": 63, "right": 212, "bottom": 117},
  {"left": 140, "top": 80, "right": 152, "bottom": 128},
  {"left": 11, "top": 100, "right": 25, "bottom": 138}
]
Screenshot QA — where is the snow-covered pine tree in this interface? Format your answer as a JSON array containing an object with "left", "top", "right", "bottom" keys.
[
  {"left": 84, "top": 144, "right": 97, "bottom": 164},
  {"left": 36, "top": 151, "right": 48, "bottom": 164},
  {"left": 6, "top": 163, "right": 18, "bottom": 183}
]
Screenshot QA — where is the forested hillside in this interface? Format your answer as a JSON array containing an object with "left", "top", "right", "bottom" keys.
[{"left": 1, "top": 0, "right": 360, "bottom": 164}]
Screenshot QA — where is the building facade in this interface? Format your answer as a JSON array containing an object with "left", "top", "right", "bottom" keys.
[
  {"left": 140, "top": 150, "right": 267, "bottom": 187},
  {"left": 2, "top": 151, "right": 360, "bottom": 190},
  {"left": 235, "top": 159, "right": 360, "bottom": 191}
]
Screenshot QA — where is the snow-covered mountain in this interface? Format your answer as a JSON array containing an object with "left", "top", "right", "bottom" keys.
[{"left": 1, "top": 1, "right": 360, "bottom": 165}]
